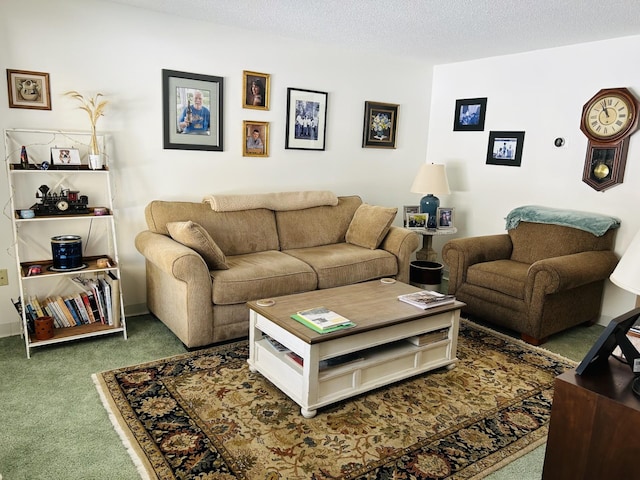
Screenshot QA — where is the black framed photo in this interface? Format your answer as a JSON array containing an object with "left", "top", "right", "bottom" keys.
[
  {"left": 7, "top": 69, "right": 51, "bottom": 110},
  {"left": 285, "top": 88, "right": 328, "bottom": 150},
  {"left": 362, "top": 101, "right": 399, "bottom": 148},
  {"left": 486, "top": 131, "right": 525, "bottom": 167},
  {"left": 162, "top": 69, "right": 224, "bottom": 151},
  {"left": 453, "top": 97, "right": 487, "bottom": 131},
  {"left": 242, "top": 70, "right": 270, "bottom": 110}
]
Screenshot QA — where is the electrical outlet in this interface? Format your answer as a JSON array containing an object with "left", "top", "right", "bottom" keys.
[{"left": 0, "top": 269, "right": 8, "bottom": 286}]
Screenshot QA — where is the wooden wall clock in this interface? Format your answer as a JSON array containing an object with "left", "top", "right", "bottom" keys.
[{"left": 580, "top": 87, "right": 640, "bottom": 191}]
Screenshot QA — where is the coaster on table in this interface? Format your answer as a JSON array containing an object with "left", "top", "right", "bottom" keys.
[{"left": 256, "top": 299, "right": 275, "bottom": 307}]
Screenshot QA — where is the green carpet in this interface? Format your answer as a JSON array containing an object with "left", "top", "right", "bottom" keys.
[{"left": 0, "top": 314, "right": 603, "bottom": 480}]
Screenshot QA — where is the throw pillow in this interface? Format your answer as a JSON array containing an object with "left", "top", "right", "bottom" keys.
[
  {"left": 345, "top": 204, "right": 397, "bottom": 249},
  {"left": 166, "top": 221, "right": 229, "bottom": 270}
]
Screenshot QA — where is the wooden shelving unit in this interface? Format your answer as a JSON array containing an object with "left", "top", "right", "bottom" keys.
[{"left": 5, "top": 128, "right": 127, "bottom": 357}]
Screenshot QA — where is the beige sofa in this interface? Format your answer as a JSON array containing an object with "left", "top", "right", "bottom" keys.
[{"left": 135, "top": 192, "right": 419, "bottom": 348}]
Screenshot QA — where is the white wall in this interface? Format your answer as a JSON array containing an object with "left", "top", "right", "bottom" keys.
[
  {"left": 426, "top": 36, "right": 640, "bottom": 323},
  {"left": 0, "top": 0, "right": 433, "bottom": 336}
]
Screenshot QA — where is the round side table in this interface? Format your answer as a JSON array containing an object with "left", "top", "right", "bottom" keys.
[{"left": 414, "top": 228, "right": 458, "bottom": 262}]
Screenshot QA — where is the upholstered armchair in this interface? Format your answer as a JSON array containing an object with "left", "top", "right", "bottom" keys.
[{"left": 442, "top": 206, "right": 620, "bottom": 345}]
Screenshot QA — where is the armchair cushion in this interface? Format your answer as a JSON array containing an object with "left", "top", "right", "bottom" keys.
[
  {"left": 346, "top": 204, "right": 397, "bottom": 249},
  {"left": 167, "top": 221, "right": 229, "bottom": 270}
]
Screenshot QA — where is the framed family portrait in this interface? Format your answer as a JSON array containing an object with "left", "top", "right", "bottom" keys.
[
  {"left": 162, "top": 69, "right": 224, "bottom": 151},
  {"left": 403, "top": 205, "right": 419, "bottom": 227},
  {"left": 453, "top": 97, "right": 487, "bottom": 131},
  {"left": 437, "top": 207, "right": 455, "bottom": 229},
  {"left": 486, "top": 131, "right": 525, "bottom": 167},
  {"left": 7, "top": 69, "right": 51, "bottom": 110},
  {"left": 242, "top": 70, "right": 270, "bottom": 110},
  {"left": 362, "top": 101, "right": 399, "bottom": 148},
  {"left": 285, "top": 87, "right": 328, "bottom": 150},
  {"left": 243, "top": 121, "right": 269, "bottom": 157}
]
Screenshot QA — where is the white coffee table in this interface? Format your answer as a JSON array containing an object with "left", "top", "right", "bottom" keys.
[{"left": 247, "top": 280, "right": 463, "bottom": 418}]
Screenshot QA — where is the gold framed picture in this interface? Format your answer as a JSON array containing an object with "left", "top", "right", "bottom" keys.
[{"left": 243, "top": 121, "right": 269, "bottom": 157}]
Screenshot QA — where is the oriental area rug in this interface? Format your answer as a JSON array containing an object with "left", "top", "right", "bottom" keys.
[{"left": 93, "top": 320, "right": 575, "bottom": 480}]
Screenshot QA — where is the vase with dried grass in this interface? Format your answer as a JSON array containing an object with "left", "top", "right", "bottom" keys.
[{"left": 64, "top": 90, "right": 108, "bottom": 170}]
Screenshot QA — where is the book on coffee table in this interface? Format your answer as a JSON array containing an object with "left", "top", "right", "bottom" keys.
[
  {"left": 291, "top": 306, "right": 355, "bottom": 333},
  {"left": 398, "top": 291, "right": 455, "bottom": 309}
]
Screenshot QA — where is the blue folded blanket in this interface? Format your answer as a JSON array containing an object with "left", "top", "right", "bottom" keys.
[{"left": 505, "top": 205, "right": 620, "bottom": 237}]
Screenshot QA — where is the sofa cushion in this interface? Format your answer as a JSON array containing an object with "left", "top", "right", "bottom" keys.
[
  {"left": 276, "top": 195, "right": 363, "bottom": 250},
  {"left": 346, "top": 204, "right": 397, "bottom": 249},
  {"left": 466, "top": 259, "right": 529, "bottom": 299},
  {"left": 166, "top": 221, "right": 229, "bottom": 270},
  {"left": 284, "top": 243, "right": 398, "bottom": 289},
  {"left": 211, "top": 250, "right": 317, "bottom": 305}
]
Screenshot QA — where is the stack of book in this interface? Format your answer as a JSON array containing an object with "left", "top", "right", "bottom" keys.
[
  {"left": 290, "top": 306, "right": 355, "bottom": 333},
  {"left": 398, "top": 290, "right": 455, "bottom": 309}
]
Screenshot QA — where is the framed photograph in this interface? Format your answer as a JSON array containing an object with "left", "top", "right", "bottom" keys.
[
  {"left": 51, "top": 148, "right": 81, "bottom": 166},
  {"left": 242, "top": 70, "right": 270, "bottom": 110},
  {"left": 437, "top": 207, "right": 455, "bottom": 229},
  {"left": 162, "top": 69, "right": 224, "bottom": 151},
  {"left": 243, "top": 121, "right": 269, "bottom": 157},
  {"left": 7, "top": 69, "right": 51, "bottom": 110},
  {"left": 285, "top": 87, "right": 328, "bottom": 150},
  {"left": 453, "top": 97, "right": 487, "bottom": 131},
  {"left": 486, "top": 131, "right": 525, "bottom": 167},
  {"left": 362, "top": 101, "right": 399, "bottom": 148},
  {"left": 407, "top": 213, "right": 428, "bottom": 229},
  {"left": 403, "top": 205, "right": 420, "bottom": 227}
]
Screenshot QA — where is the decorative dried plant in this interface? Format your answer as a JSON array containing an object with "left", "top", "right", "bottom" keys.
[{"left": 64, "top": 90, "right": 109, "bottom": 155}]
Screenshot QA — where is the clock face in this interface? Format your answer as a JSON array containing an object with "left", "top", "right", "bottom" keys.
[{"left": 585, "top": 93, "right": 633, "bottom": 140}]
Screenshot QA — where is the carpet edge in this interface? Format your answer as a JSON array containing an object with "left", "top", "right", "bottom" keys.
[{"left": 92, "top": 373, "right": 154, "bottom": 480}]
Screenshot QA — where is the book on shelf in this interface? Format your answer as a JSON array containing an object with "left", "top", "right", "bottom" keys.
[
  {"left": 398, "top": 291, "right": 455, "bottom": 310},
  {"left": 291, "top": 306, "right": 355, "bottom": 333},
  {"left": 407, "top": 328, "right": 449, "bottom": 346},
  {"left": 284, "top": 351, "right": 365, "bottom": 370}
]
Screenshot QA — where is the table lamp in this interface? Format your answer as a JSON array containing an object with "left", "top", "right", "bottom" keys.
[
  {"left": 610, "top": 228, "right": 640, "bottom": 307},
  {"left": 410, "top": 163, "right": 451, "bottom": 229}
]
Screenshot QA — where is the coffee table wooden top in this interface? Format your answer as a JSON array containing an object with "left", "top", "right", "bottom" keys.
[{"left": 247, "top": 280, "right": 464, "bottom": 344}]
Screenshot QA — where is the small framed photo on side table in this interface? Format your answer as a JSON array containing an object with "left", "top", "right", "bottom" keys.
[{"left": 437, "top": 207, "right": 455, "bottom": 229}]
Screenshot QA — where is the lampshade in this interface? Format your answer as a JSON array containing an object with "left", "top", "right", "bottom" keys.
[
  {"left": 610, "top": 228, "right": 640, "bottom": 296},
  {"left": 410, "top": 164, "right": 451, "bottom": 195}
]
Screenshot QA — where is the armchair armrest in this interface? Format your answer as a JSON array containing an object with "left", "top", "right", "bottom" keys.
[
  {"left": 442, "top": 234, "right": 513, "bottom": 292},
  {"left": 379, "top": 226, "right": 420, "bottom": 284},
  {"left": 527, "top": 250, "right": 619, "bottom": 298}
]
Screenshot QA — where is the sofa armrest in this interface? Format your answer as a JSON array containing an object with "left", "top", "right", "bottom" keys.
[
  {"left": 379, "top": 226, "right": 420, "bottom": 284},
  {"left": 527, "top": 250, "right": 619, "bottom": 298},
  {"left": 442, "top": 234, "right": 513, "bottom": 293}
]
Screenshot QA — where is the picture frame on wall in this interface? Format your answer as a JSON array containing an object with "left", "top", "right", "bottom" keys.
[
  {"left": 243, "top": 120, "right": 269, "bottom": 157},
  {"left": 486, "top": 131, "right": 525, "bottom": 167},
  {"left": 362, "top": 101, "right": 399, "bottom": 148},
  {"left": 453, "top": 97, "right": 487, "bottom": 131},
  {"left": 242, "top": 70, "right": 270, "bottom": 110},
  {"left": 7, "top": 69, "right": 51, "bottom": 110},
  {"left": 437, "top": 207, "right": 455, "bottom": 229},
  {"left": 285, "top": 87, "right": 328, "bottom": 150},
  {"left": 403, "top": 205, "right": 420, "bottom": 227},
  {"left": 162, "top": 69, "right": 224, "bottom": 151}
]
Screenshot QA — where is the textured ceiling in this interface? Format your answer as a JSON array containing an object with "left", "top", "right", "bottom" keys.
[{"left": 104, "top": 0, "right": 640, "bottom": 64}]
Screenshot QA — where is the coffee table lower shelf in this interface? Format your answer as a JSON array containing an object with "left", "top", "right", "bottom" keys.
[{"left": 247, "top": 306, "right": 460, "bottom": 418}]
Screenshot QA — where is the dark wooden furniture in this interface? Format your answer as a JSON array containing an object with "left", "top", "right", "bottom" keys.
[{"left": 542, "top": 356, "right": 640, "bottom": 479}]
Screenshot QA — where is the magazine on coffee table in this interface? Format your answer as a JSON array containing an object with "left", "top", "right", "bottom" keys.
[
  {"left": 398, "top": 290, "right": 455, "bottom": 309},
  {"left": 291, "top": 306, "right": 355, "bottom": 333}
]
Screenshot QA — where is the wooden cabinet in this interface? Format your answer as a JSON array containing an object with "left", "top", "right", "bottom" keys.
[
  {"left": 542, "top": 357, "right": 640, "bottom": 479},
  {"left": 4, "top": 129, "right": 127, "bottom": 357}
]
